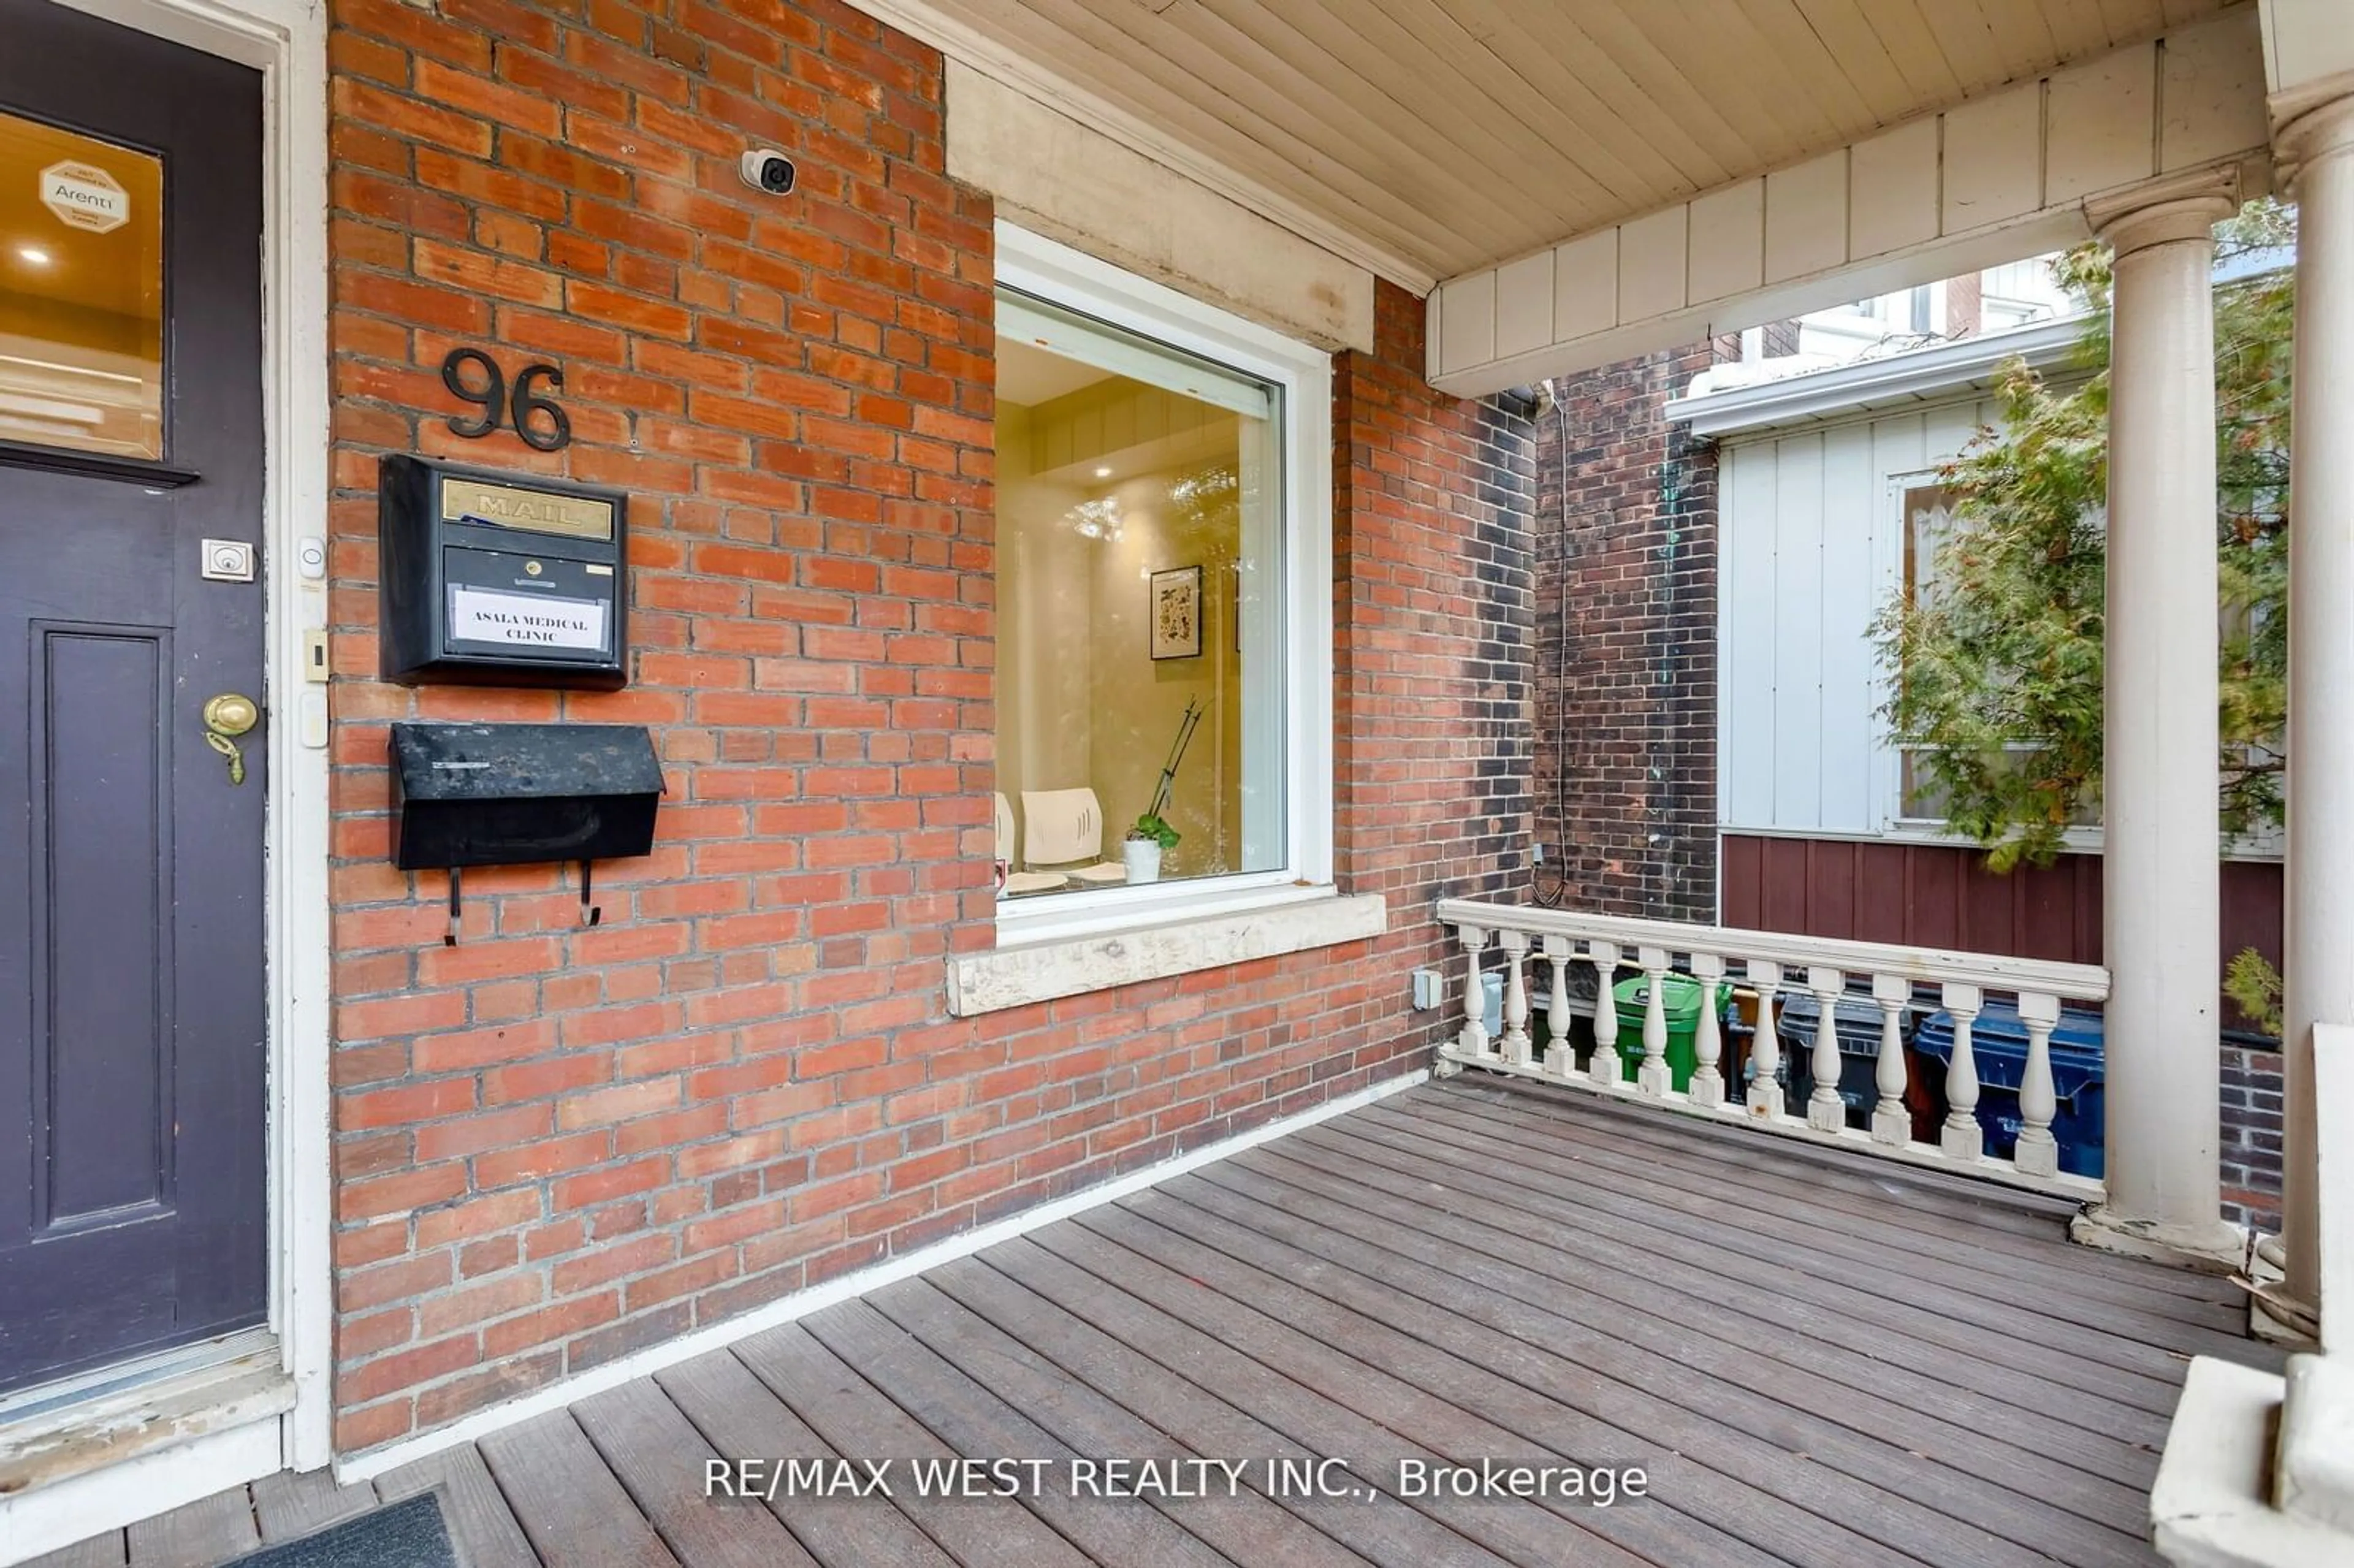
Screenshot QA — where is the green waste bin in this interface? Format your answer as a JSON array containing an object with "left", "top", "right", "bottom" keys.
[{"left": 1609, "top": 974, "right": 1733, "bottom": 1093}]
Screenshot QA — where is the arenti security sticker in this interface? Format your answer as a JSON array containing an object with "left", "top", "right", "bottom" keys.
[
  {"left": 449, "top": 586, "right": 606, "bottom": 652},
  {"left": 39, "top": 161, "right": 129, "bottom": 234}
]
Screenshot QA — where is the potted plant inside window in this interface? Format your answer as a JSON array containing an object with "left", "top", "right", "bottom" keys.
[{"left": 1124, "top": 699, "right": 1202, "bottom": 886}]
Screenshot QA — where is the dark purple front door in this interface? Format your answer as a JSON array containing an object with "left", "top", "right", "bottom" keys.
[{"left": 0, "top": 0, "right": 267, "bottom": 1395}]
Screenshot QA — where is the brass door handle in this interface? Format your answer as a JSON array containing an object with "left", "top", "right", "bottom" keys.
[{"left": 202, "top": 693, "right": 259, "bottom": 785}]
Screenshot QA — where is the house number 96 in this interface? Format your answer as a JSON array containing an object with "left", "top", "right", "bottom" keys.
[{"left": 440, "top": 348, "right": 571, "bottom": 452}]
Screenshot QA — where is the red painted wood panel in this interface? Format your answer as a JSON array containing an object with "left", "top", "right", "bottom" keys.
[{"left": 1720, "top": 835, "right": 2281, "bottom": 1031}]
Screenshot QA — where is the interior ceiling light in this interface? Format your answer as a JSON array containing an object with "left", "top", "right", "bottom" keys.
[
  {"left": 1093, "top": 465, "right": 1113, "bottom": 478},
  {"left": 1062, "top": 497, "right": 1123, "bottom": 542},
  {"left": 16, "top": 245, "right": 51, "bottom": 266}
]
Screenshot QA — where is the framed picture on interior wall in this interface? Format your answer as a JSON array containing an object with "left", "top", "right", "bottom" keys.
[{"left": 1149, "top": 565, "right": 1203, "bottom": 660}]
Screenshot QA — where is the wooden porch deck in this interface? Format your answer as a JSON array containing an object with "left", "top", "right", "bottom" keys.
[{"left": 37, "top": 1078, "right": 2277, "bottom": 1568}]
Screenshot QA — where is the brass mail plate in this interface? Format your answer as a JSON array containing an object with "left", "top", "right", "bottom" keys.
[{"left": 440, "top": 476, "right": 614, "bottom": 540}]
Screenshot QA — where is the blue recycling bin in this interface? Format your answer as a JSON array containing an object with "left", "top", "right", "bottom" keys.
[{"left": 1914, "top": 1002, "right": 2106, "bottom": 1178}]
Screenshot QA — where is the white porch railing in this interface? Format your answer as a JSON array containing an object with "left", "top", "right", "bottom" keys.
[{"left": 1434, "top": 899, "right": 2112, "bottom": 1202}]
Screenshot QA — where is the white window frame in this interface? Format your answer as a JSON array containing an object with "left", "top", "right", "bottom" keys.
[
  {"left": 1879, "top": 467, "right": 2106, "bottom": 851},
  {"left": 991, "top": 224, "right": 1335, "bottom": 948}
]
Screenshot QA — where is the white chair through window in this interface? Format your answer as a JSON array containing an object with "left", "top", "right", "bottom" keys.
[
  {"left": 1019, "top": 788, "right": 1127, "bottom": 885},
  {"left": 994, "top": 791, "right": 1068, "bottom": 896}
]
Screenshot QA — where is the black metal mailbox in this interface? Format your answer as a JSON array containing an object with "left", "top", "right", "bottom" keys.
[
  {"left": 389, "top": 722, "right": 661, "bottom": 871},
  {"left": 378, "top": 454, "right": 629, "bottom": 689}
]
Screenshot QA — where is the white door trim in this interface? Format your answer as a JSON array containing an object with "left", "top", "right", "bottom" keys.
[{"left": 28, "top": 0, "right": 333, "bottom": 1490}]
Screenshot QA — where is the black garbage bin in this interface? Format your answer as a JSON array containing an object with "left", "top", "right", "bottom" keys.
[{"left": 1777, "top": 989, "right": 1924, "bottom": 1133}]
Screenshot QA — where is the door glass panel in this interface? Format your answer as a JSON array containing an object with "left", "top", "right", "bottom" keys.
[{"left": 0, "top": 109, "right": 163, "bottom": 459}]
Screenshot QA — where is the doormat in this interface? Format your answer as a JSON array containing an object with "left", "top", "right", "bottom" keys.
[{"left": 224, "top": 1494, "right": 458, "bottom": 1568}]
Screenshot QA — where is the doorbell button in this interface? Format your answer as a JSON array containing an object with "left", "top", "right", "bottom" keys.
[{"left": 296, "top": 535, "right": 327, "bottom": 579}]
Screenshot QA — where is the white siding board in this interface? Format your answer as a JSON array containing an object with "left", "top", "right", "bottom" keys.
[
  {"left": 1553, "top": 229, "right": 1619, "bottom": 343},
  {"left": 1770, "top": 432, "right": 1826, "bottom": 830},
  {"left": 1924, "top": 399, "right": 1990, "bottom": 463},
  {"left": 1816, "top": 421, "right": 1880, "bottom": 832},
  {"left": 1716, "top": 398, "right": 2041, "bottom": 835},
  {"left": 2159, "top": 9, "right": 2269, "bottom": 172},
  {"left": 1619, "top": 207, "right": 1689, "bottom": 321},
  {"left": 1439, "top": 270, "right": 1497, "bottom": 376},
  {"left": 1688, "top": 178, "right": 1765, "bottom": 303},
  {"left": 1493, "top": 249, "right": 1555, "bottom": 359},
  {"left": 1764, "top": 151, "right": 1848, "bottom": 284},
  {"left": 2046, "top": 45, "right": 2157, "bottom": 202},
  {"left": 1847, "top": 116, "right": 1941, "bottom": 259},
  {"left": 1941, "top": 83, "right": 2044, "bottom": 233},
  {"left": 1721, "top": 443, "right": 1780, "bottom": 831}
]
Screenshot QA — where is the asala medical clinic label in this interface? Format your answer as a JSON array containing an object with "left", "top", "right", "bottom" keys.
[{"left": 449, "top": 585, "right": 606, "bottom": 652}]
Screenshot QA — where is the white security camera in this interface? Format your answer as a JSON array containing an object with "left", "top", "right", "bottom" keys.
[{"left": 739, "top": 149, "right": 797, "bottom": 196}]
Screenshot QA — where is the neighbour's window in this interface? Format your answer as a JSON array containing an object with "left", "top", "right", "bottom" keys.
[
  {"left": 0, "top": 110, "right": 164, "bottom": 459},
  {"left": 993, "top": 288, "right": 1287, "bottom": 905},
  {"left": 1894, "top": 479, "right": 2098, "bottom": 827}
]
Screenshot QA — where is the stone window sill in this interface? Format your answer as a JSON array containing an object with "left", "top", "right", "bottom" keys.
[{"left": 945, "top": 889, "right": 1387, "bottom": 1017}]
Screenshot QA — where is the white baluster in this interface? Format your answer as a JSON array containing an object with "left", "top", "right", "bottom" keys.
[
  {"left": 1689, "top": 952, "right": 1726, "bottom": 1109},
  {"left": 2014, "top": 991, "right": 2061, "bottom": 1178},
  {"left": 1587, "top": 940, "right": 1622, "bottom": 1086},
  {"left": 1457, "top": 926, "right": 1489, "bottom": 1060},
  {"left": 1745, "top": 959, "right": 1785, "bottom": 1118},
  {"left": 1542, "top": 935, "right": 1573, "bottom": 1074},
  {"left": 1498, "top": 929, "right": 1531, "bottom": 1067},
  {"left": 1870, "top": 972, "right": 1912, "bottom": 1145},
  {"left": 1940, "top": 983, "right": 1984, "bottom": 1162},
  {"left": 1805, "top": 966, "right": 1847, "bottom": 1133},
  {"left": 1635, "top": 945, "right": 1672, "bottom": 1097}
]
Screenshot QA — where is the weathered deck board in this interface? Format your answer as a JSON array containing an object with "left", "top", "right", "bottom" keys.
[
  {"left": 1385, "top": 1095, "right": 2255, "bottom": 1373},
  {"left": 863, "top": 1275, "right": 1373, "bottom": 1568},
  {"left": 1335, "top": 1105, "right": 2196, "bottom": 1415},
  {"left": 247, "top": 1467, "right": 378, "bottom": 1543},
  {"left": 1427, "top": 1086, "right": 2250, "bottom": 1330},
  {"left": 573, "top": 1379, "right": 817, "bottom": 1568},
  {"left": 123, "top": 1487, "right": 254, "bottom": 1568},
  {"left": 371, "top": 1441, "right": 539, "bottom": 1568},
  {"left": 31, "top": 1081, "right": 2284, "bottom": 1568},
  {"left": 1216, "top": 1137, "right": 2166, "bottom": 1496},
  {"left": 1157, "top": 1161, "right": 2147, "bottom": 1564},
  {"left": 654, "top": 1348, "right": 955, "bottom": 1568},
  {"left": 479, "top": 1409, "right": 679, "bottom": 1567}
]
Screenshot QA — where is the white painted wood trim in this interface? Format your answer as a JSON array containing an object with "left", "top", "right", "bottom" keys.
[
  {"left": 44, "top": 0, "right": 335, "bottom": 1480},
  {"left": 1430, "top": 7, "right": 2270, "bottom": 395},
  {"left": 948, "top": 890, "right": 1385, "bottom": 1016},
  {"left": 336, "top": 1065, "right": 1431, "bottom": 1483},
  {"left": 0, "top": 1418, "right": 284, "bottom": 1567},
  {"left": 848, "top": 0, "right": 1436, "bottom": 295},
  {"left": 1666, "top": 318, "right": 2087, "bottom": 438},
  {"left": 992, "top": 223, "right": 1336, "bottom": 945},
  {"left": 1434, "top": 898, "right": 2111, "bottom": 1000}
]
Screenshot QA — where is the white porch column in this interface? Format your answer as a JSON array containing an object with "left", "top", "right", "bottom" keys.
[
  {"left": 2280, "top": 94, "right": 2354, "bottom": 1321},
  {"left": 2078, "top": 173, "right": 2244, "bottom": 1263}
]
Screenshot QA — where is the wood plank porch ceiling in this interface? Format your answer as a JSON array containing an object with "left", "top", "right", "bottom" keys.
[
  {"left": 901, "top": 0, "right": 2233, "bottom": 287},
  {"left": 44, "top": 1080, "right": 2280, "bottom": 1568}
]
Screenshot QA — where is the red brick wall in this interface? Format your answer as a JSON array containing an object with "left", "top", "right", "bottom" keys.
[
  {"left": 1531, "top": 343, "right": 1718, "bottom": 923},
  {"left": 325, "top": 0, "right": 1533, "bottom": 1455}
]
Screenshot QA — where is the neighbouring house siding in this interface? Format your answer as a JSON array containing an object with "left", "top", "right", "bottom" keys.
[
  {"left": 323, "top": 0, "right": 1533, "bottom": 1457},
  {"left": 1718, "top": 396, "right": 2002, "bottom": 836},
  {"left": 1531, "top": 342, "right": 1718, "bottom": 922}
]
